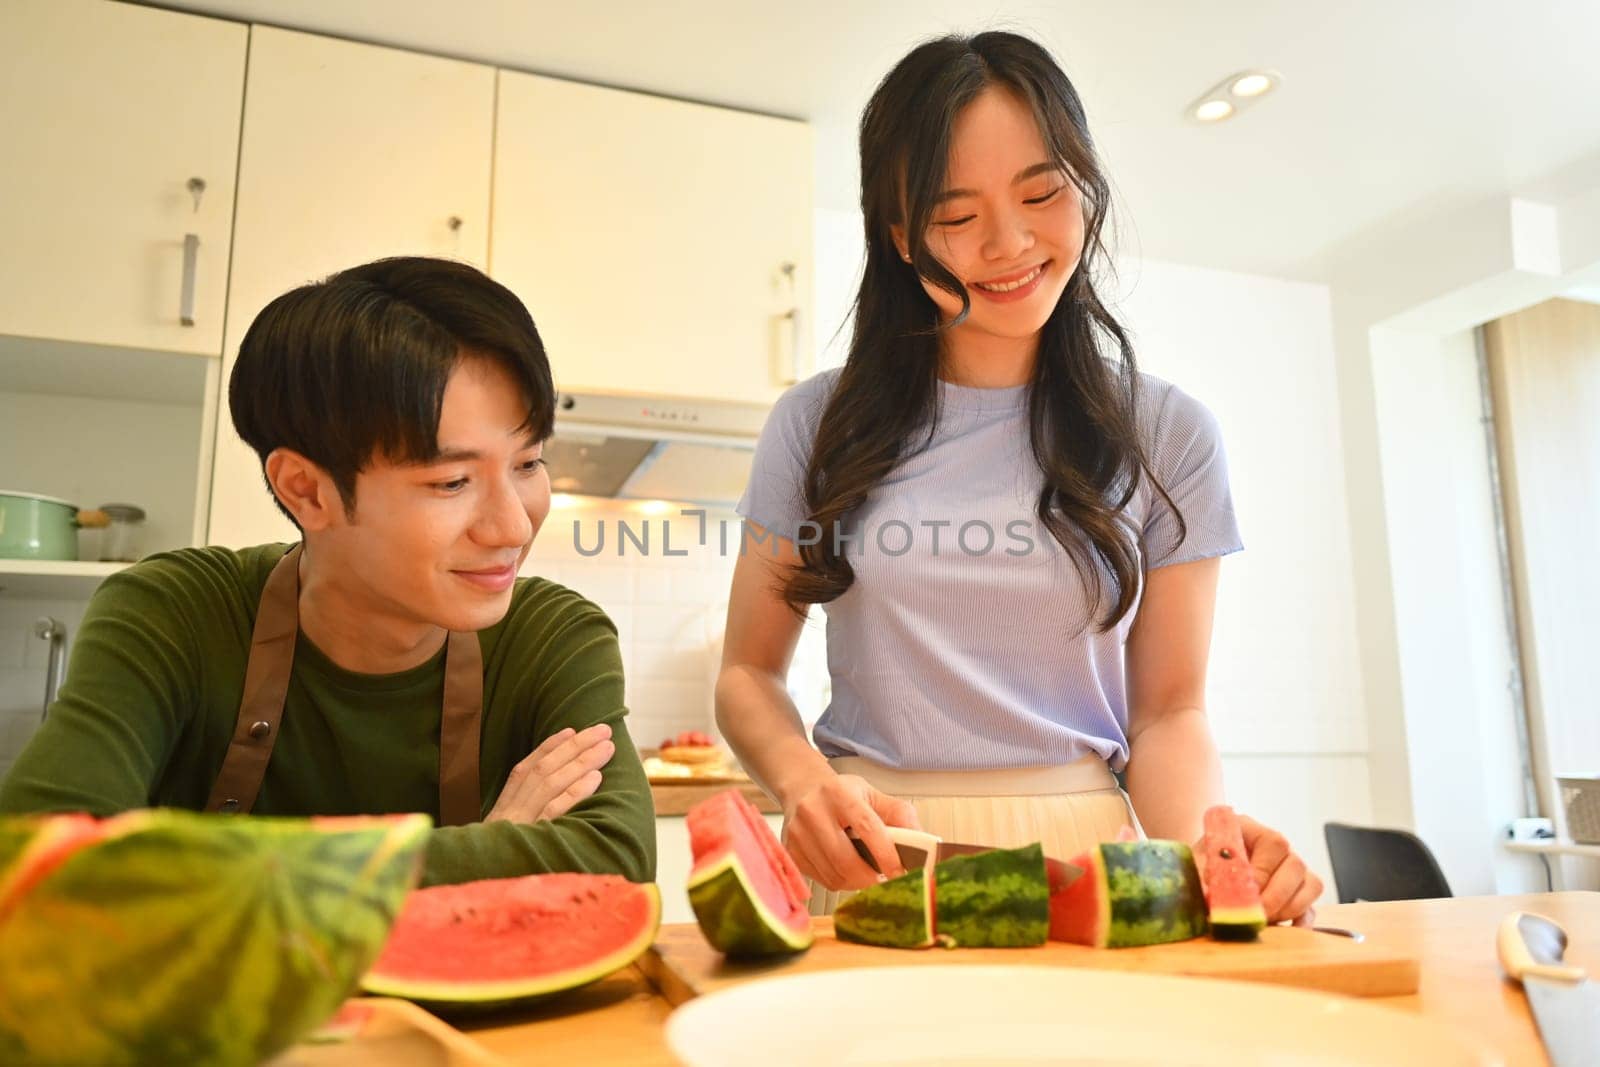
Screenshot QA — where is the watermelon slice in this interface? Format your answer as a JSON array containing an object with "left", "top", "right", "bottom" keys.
[
  {"left": 1048, "top": 840, "right": 1209, "bottom": 947},
  {"left": 362, "top": 872, "right": 659, "bottom": 1013},
  {"left": 1200, "top": 805, "right": 1267, "bottom": 941},
  {"left": 836, "top": 865, "right": 936, "bottom": 949},
  {"left": 686, "top": 789, "right": 813, "bottom": 956}
]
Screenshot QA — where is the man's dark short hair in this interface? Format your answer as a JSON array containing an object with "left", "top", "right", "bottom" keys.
[{"left": 230, "top": 256, "right": 555, "bottom": 524}]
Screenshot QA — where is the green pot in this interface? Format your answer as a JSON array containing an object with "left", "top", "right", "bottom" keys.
[{"left": 0, "top": 491, "right": 82, "bottom": 561}]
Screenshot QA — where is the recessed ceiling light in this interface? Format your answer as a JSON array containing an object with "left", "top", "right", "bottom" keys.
[
  {"left": 1230, "top": 73, "right": 1274, "bottom": 98},
  {"left": 1187, "top": 69, "right": 1281, "bottom": 123}
]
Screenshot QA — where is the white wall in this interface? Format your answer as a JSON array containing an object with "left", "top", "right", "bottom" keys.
[
  {"left": 1116, "top": 260, "right": 1371, "bottom": 891},
  {"left": 1369, "top": 328, "right": 1542, "bottom": 894}
]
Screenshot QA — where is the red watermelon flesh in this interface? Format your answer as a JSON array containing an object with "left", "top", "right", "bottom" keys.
[
  {"left": 1200, "top": 805, "right": 1267, "bottom": 940},
  {"left": 362, "top": 872, "right": 661, "bottom": 1012},
  {"left": 1048, "top": 850, "right": 1104, "bottom": 945}
]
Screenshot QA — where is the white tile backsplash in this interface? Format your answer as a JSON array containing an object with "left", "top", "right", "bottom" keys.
[{"left": 522, "top": 499, "right": 748, "bottom": 747}]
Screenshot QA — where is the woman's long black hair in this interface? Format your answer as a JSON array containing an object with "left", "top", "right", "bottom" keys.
[{"left": 783, "top": 31, "right": 1184, "bottom": 631}]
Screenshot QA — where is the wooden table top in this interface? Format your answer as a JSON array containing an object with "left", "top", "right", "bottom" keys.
[{"left": 293, "top": 891, "right": 1599, "bottom": 1066}]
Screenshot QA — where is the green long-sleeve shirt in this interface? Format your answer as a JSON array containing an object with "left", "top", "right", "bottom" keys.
[{"left": 0, "top": 544, "right": 655, "bottom": 887}]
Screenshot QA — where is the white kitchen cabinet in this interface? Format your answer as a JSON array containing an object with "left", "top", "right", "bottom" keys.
[
  {"left": 492, "top": 72, "right": 814, "bottom": 406},
  {"left": 206, "top": 27, "right": 495, "bottom": 548},
  {"left": 0, "top": 0, "right": 245, "bottom": 356}
]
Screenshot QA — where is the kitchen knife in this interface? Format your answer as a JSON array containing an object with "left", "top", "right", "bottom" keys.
[
  {"left": 1496, "top": 911, "right": 1600, "bottom": 1067},
  {"left": 847, "top": 826, "right": 1084, "bottom": 886}
]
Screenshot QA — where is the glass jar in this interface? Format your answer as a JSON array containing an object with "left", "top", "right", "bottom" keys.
[{"left": 98, "top": 503, "right": 147, "bottom": 563}]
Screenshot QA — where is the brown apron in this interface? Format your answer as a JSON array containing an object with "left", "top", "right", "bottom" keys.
[{"left": 203, "top": 543, "right": 483, "bottom": 826}]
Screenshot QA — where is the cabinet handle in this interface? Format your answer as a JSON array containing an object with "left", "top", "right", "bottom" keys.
[
  {"left": 179, "top": 177, "right": 207, "bottom": 328},
  {"left": 180, "top": 233, "right": 200, "bottom": 327}
]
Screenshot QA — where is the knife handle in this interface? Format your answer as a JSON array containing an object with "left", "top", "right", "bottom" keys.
[
  {"left": 1498, "top": 912, "right": 1587, "bottom": 984},
  {"left": 883, "top": 826, "right": 943, "bottom": 872},
  {"left": 846, "top": 825, "right": 943, "bottom": 875}
]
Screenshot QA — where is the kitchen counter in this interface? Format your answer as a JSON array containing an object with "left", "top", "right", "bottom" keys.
[
  {"left": 282, "top": 892, "right": 1598, "bottom": 1066},
  {"left": 649, "top": 778, "right": 780, "bottom": 816}
]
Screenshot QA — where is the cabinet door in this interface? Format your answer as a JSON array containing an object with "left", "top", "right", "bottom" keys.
[
  {"left": 206, "top": 26, "right": 494, "bottom": 549},
  {"left": 492, "top": 72, "right": 814, "bottom": 406},
  {"left": 0, "top": 0, "right": 245, "bottom": 355}
]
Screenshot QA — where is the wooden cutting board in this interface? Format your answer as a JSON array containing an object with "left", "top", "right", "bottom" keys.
[{"left": 638, "top": 919, "right": 1420, "bottom": 1006}]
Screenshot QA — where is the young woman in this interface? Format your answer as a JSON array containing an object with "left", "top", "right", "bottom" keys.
[{"left": 717, "top": 32, "right": 1321, "bottom": 923}]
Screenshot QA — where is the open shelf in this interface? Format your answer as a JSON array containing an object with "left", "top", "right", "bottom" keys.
[{"left": 0, "top": 559, "right": 129, "bottom": 599}]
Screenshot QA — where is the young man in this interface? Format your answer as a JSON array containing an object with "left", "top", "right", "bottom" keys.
[{"left": 0, "top": 257, "right": 654, "bottom": 887}]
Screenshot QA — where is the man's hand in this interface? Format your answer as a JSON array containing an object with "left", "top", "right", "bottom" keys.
[{"left": 485, "top": 723, "right": 615, "bottom": 824}]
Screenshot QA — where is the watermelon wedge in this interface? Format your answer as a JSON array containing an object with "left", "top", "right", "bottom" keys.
[
  {"left": 1200, "top": 805, "right": 1267, "bottom": 941},
  {"left": 1048, "top": 840, "right": 1209, "bottom": 948},
  {"left": 362, "top": 872, "right": 660, "bottom": 1013},
  {"left": 685, "top": 789, "right": 812, "bottom": 956},
  {"left": 0, "top": 810, "right": 430, "bottom": 1067}
]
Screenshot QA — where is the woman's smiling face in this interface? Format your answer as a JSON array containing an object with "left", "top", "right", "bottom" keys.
[{"left": 895, "top": 85, "right": 1086, "bottom": 344}]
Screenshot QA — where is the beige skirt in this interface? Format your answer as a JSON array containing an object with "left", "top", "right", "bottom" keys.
[{"left": 807, "top": 754, "right": 1143, "bottom": 916}]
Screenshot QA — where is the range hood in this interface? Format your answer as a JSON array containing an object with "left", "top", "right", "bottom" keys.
[{"left": 543, "top": 390, "right": 770, "bottom": 507}]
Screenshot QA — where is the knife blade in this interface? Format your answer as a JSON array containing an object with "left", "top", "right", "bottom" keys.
[
  {"left": 847, "top": 826, "right": 1084, "bottom": 886},
  {"left": 1496, "top": 911, "right": 1600, "bottom": 1067}
]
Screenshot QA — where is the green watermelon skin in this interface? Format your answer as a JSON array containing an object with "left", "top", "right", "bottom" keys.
[
  {"left": 687, "top": 861, "right": 813, "bottom": 957},
  {"left": 0, "top": 810, "right": 429, "bottom": 1067},
  {"left": 933, "top": 844, "right": 1049, "bottom": 948},
  {"left": 1099, "top": 841, "right": 1209, "bottom": 948},
  {"left": 835, "top": 866, "right": 935, "bottom": 949}
]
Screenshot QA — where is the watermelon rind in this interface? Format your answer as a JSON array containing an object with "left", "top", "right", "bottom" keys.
[
  {"left": 1100, "top": 840, "right": 1209, "bottom": 948},
  {"left": 835, "top": 866, "right": 935, "bottom": 949},
  {"left": 361, "top": 880, "right": 662, "bottom": 1013},
  {"left": 933, "top": 844, "right": 1049, "bottom": 948},
  {"left": 687, "top": 853, "right": 813, "bottom": 956},
  {"left": 0, "top": 810, "right": 431, "bottom": 1067}
]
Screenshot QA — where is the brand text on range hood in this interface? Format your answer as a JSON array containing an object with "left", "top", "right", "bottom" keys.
[{"left": 543, "top": 391, "right": 769, "bottom": 506}]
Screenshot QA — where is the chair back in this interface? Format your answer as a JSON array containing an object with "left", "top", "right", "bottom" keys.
[{"left": 1323, "top": 822, "right": 1453, "bottom": 903}]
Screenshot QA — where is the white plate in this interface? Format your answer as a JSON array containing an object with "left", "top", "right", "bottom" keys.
[{"left": 665, "top": 965, "right": 1500, "bottom": 1067}]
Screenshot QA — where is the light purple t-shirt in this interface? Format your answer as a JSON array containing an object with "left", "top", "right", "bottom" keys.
[{"left": 737, "top": 368, "right": 1242, "bottom": 772}]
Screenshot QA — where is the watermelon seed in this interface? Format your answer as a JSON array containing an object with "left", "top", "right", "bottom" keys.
[{"left": 1219, "top": 848, "right": 1233, "bottom": 860}]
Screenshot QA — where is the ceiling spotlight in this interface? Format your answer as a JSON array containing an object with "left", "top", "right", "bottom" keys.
[
  {"left": 1230, "top": 73, "right": 1274, "bottom": 98},
  {"left": 1187, "top": 69, "right": 1281, "bottom": 123}
]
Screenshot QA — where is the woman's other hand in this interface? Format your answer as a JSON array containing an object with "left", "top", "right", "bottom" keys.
[{"left": 1230, "top": 814, "right": 1324, "bottom": 926}]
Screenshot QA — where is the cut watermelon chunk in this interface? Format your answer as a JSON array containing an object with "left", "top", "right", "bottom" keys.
[
  {"left": 836, "top": 865, "right": 936, "bottom": 949},
  {"left": 1200, "top": 805, "right": 1267, "bottom": 941},
  {"left": 685, "top": 789, "right": 812, "bottom": 956},
  {"left": 1048, "top": 840, "right": 1209, "bottom": 948},
  {"left": 363, "top": 873, "right": 661, "bottom": 1012}
]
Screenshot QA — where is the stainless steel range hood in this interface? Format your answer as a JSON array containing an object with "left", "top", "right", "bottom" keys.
[{"left": 543, "top": 390, "right": 770, "bottom": 507}]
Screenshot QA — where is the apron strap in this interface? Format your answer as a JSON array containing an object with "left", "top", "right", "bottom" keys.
[
  {"left": 438, "top": 629, "right": 484, "bottom": 827},
  {"left": 205, "top": 543, "right": 301, "bottom": 814},
  {"left": 206, "top": 542, "right": 485, "bottom": 824}
]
